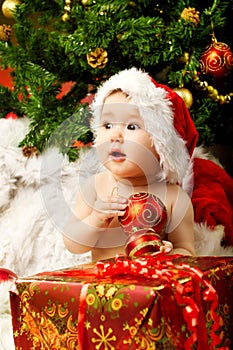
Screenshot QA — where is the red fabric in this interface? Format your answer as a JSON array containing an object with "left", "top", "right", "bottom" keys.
[
  {"left": 151, "top": 79, "right": 199, "bottom": 158},
  {"left": 192, "top": 157, "right": 233, "bottom": 245},
  {"left": 151, "top": 77, "right": 233, "bottom": 246}
]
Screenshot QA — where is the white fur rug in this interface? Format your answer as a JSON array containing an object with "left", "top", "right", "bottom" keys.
[{"left": 0, "top": 118, "right": 233, "bottom": 350}]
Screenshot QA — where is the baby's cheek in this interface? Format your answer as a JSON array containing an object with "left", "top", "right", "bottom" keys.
[
  {"left": 148, "top": 140, "right": 160, "bottom": 161},
  {"left": 96, "top": 143, "right": 108, "bottom": 162}
]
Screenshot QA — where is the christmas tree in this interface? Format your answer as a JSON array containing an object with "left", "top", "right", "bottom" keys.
[{"left": 0, "top": 0, "right": 232, "bottom": 164}]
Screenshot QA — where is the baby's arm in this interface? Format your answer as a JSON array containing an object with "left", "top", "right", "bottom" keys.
[
  {"left": 166, "top": 186, "right": 196, "bottom": 256},
  {"left": 63, "top": 177, "right": 127, "bottom": 254}
]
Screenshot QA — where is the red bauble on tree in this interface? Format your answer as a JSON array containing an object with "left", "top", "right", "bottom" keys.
[
  {"left": 119, "top": 192, "right": 167, "bottom": 259},
  {"left": 199, "top": 37, "right": 233, "bottom": 78}
]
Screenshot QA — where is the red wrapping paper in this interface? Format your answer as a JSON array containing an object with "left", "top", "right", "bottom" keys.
[{"left": 10, "top": 255, "right": 233, "bottom": 349}]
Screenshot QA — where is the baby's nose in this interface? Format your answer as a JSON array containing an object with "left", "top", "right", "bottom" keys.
[{"left": 110, "top": 126, "right": 124, "bottom": 143}]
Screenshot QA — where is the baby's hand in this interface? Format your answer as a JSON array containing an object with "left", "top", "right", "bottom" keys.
[
  {"left": 90, "top": 196, "right": 128, "bottom": 228},
  {"left": 160, "top": 240, "right": 173, "bottom": 253}
]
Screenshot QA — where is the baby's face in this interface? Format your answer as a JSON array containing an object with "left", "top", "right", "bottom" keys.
[{"left": 95, "top": 91, "right": 161, "bottom": 182}]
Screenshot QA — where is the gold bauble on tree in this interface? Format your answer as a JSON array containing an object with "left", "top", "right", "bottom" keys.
[
  {"left": 81, "top": 0, "right": 90, "bottom": 5},
  {"left": 1, "top": 0, "right": 21, "bottom": 19},
  {"left": 178, "top": 52, "right": 190, "bottom": 65},
  {"left": 62, "top": 0, "right": 72, "bottom": 22},
  {"left": 173, "top": 87, "right": 193, "bottom": 109},
  {"left": 193, "top": 72, "right": 232, "bottom": 105},
  {"left": 61, "top": 12, "right": 70, "bottom": 22}
]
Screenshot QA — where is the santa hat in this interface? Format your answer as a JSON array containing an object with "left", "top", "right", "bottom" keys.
[{"left": 91, "top": 67, "right": 198, "bottom": 184}]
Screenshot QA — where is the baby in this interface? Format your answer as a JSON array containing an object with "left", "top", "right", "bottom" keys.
[{"left": 63, "top": 68, "right": 197, "bottom": 261}]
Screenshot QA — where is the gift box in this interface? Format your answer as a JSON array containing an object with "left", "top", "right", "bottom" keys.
[{"left": 10, "top": 255, "right": 233, "bottom": 350}]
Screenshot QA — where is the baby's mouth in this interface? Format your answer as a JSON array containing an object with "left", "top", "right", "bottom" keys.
[{"left": 110, "top": 149, "right": 126, "bottom": 160}]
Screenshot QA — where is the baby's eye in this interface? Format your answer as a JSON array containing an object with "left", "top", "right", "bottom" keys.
[
  {"left": 127, "top": 123, "right": 140, "bottom": 130},
  {"left": 103, "top": 122, "right": 113, "bottom": 129}
]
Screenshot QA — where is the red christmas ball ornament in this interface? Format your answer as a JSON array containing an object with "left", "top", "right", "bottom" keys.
[
  {"left": 199, "top": 37, "right": 233, "bottom": 78},
  {"left": 125, "top": 228, "right": 163, "bottom": 259},
  {"left": 119, "top": 192, "right": 167, "bottom": 258},
  {"left": 119, "top": 192, "right": 167, "bottom": 235}
]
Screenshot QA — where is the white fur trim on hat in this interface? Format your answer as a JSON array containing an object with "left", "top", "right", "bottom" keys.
[{"left": 91, "top": 67, "right": 190, "bottom": 184}]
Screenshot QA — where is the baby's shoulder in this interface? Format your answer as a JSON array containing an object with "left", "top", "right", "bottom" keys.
[
  {"left": 150, "top": 181, "right": 179, "bottom": 195},
  {"left": 152, "top": 182, "right": 190, "bottom": 206},
  {"left": 166, "top": 183, "right": 192, "bottom": 208}
]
